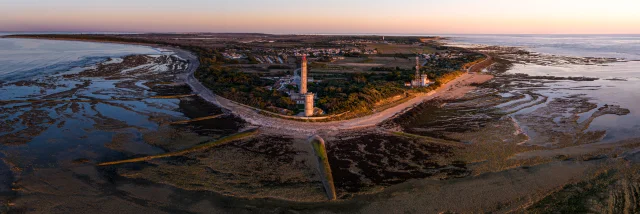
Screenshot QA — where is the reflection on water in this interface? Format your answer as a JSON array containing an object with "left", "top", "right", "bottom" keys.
[
  {"left": 448, "top": 34, "right": 640, "bottom": 60},
  {"left": 0, "top": 40, "right": 245, "bottom": 201},
  {"left": 0, "top": 38, "right": 158, "bottom": 79},
  {"left": 454, "top": 35, "right": 640, "bottom": 143},
  {"left": 503, "top": 64, "right": 640, "bottom": 143},
  {"left": 401, "top": 35, "right": 640, "bottom": 145}
]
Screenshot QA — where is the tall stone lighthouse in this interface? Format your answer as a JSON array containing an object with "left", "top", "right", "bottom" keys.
[
  {"left": 301, "top": 55, "right": 315, "bottom": 117},
  {"left": 300, "top": 55, "right": 308, "bottom": 94}
]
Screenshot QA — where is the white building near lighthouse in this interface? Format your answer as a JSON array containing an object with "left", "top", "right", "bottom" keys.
[{"left": 411, "top": 55, "right": 432, "bottom": 87}]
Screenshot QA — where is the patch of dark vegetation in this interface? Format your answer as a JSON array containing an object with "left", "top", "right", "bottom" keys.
[
  {"left": 267, "top": 65, "right": 291, "bottom": 69},
  {"left": 9, "top": 80, "right": 64, "bottom": 89},
  {"left": 527, "top": 170, "right": 619, "bottom": 213},
  {"left": 326, "top": 132, "right": 468, "bottom": 193},
  {"left": 194, "top": 65, "right": 299, "bottom": 113},
  {"left": 178, "top": 96, "right": 223, "bottom": 118},
  {"left": 485, "top": 56, "right": 514, "bottom": 73},
  {"left": 0, "top": 159, "right": 14, "bottom": 194},
  {"left": 175, "top": 96, "right": 243, "bottom": 135},
  {"left": 68, "top": 55, "right": 149, "bottom": 78},
  {"left": 0, "top": 107, "right": 54, "bottom": 146},
  {"left": 393, "top": 100, "right": 501, "bottom": 140},
  {"left": 72, "top": 158, "right": 91, "bottom": 164},
  {"left": 150, "top": 84, "right": 193, "bottom": 97},
  {"left": 164, "top": 156, "right": 200, "bottom": 166},
  {"left": 581, "top": 155, "right": 608, "bottom": 161},
  {"left": 233, "top": 135, "right": 298, "bottom": 162},
  {"left": 596, "top": 104, "right": 630, "bottom": 116}
]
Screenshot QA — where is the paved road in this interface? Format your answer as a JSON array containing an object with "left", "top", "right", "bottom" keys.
[{"left": 175, "top": 49, "right": 493, "bottom": 134}]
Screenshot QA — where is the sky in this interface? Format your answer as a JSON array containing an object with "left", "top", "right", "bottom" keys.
[{"left": 1, "top": 0, "right": 640, "bottom": 34}]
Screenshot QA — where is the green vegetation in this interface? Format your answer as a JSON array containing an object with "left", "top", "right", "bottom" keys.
[
  {"left": 12, "top": 34, "right": 485, "bottom": 117},
  {"left": 309, "top": 62, "right": 329, "bottom": 69},
  {"left": 194, "top": 57, "right": 299, "bottom": 114},
  {"left": 98, "top": 128, "right": 259, "bottom": 166},
  {"left": 422, "top": 55, "right": 484, "bottom": 80},
  {"left": 309, "top": 72, "right": 408, "bottom": 114},
  {"left": 267, "top": 65, "right": 292, "bottom": 69},
  {"left": 361, "top": 58, "right": 374, "bottom": 63},
  {"left": 366, "top": 43, "right": 436, "bottom": 55}
]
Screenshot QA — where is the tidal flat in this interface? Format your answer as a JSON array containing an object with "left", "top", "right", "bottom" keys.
[
  {"left": 2, "top": 36, "right": 640, "bottom": 213},
  {"left": 379, "top": 45, "right": 640, "bottom": 212}
]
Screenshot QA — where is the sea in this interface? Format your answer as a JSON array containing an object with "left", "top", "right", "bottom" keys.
[
  {"left": 0, "top": 35, "right": 160, "bottom": 81},
  {"left": 446, "top": 34, "right": 640, "bottom": 143},
  {"left": 446, "top": 34, "right": 640, "bottom": 60},
  {"left": 0, "top": 36, "right": 180, "bottom": 166}
]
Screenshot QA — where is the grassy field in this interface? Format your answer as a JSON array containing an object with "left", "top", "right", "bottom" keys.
[
  {"left": 311, "top": 56, "right": 416, "bottom": 73},
  {"left": 367, "top": 44, "right": 437, "bottom": 54}
]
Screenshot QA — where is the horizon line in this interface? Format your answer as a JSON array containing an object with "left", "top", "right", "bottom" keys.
[{"left": 3, "top": 31, "right": 640, "bottom": 36}]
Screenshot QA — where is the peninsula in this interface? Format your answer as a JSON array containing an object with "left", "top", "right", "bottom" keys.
[
  {"left": 7, "top": 34, "right": 492, "bottom": 133},
  {"left": 3, "top": 33, "right": 636, "bottom": 213}
]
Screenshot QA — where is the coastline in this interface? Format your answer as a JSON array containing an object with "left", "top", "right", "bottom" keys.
[
  {"left": 182, "top": 60, "right": 493, "bottom": 134},
  {"left": 179, "top": 49, "right": 494, "bottom": 133},
  {"left": 4, "top": 35, "right": 640, "bottom": 213},
  {"left": 3, "top": 35, "right": 495, "bottom": 133}
]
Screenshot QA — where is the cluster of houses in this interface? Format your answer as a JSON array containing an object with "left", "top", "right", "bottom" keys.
[
  {"left": 254, "top": 55, "right": 287, "bottom": 64},
  {"left": 291, "top": 47, "right": 377, "bottom": 57},
  {"left": 221, "top": 49, "right": 289, "bottom": 64},
  {"left": 419, "top": 52, "right": 464, "bottom": 61},
  {"left": 266, "top": 75, "right": 319, "bottom": 95},
  {"left": 221, "top": 52, "right": 244, "bottom": 60},
  {"left": 329, "top": 39, "right": 378, "bottom": 45},
  {"left": 221, "top": 46, "right": 378, "bottom": 63}
]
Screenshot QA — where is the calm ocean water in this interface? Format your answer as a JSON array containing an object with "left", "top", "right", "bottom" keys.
[
  {"left": 448, "top": 34, "right": 640, "bottom": 142},
  {"left": 0, "top": 37, "right": 158, "bottom": 80},
  {"left": 447, "top": 34, "right": 640, "bottom": 60}
]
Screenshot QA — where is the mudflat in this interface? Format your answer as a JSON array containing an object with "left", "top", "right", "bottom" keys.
[{"left": 2, "top": 34, "right": 640, "bottom": 213}]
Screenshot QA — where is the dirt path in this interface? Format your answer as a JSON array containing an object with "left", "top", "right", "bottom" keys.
[{"left": 177, "top": 50, "right": 493, "bottom": 134}]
